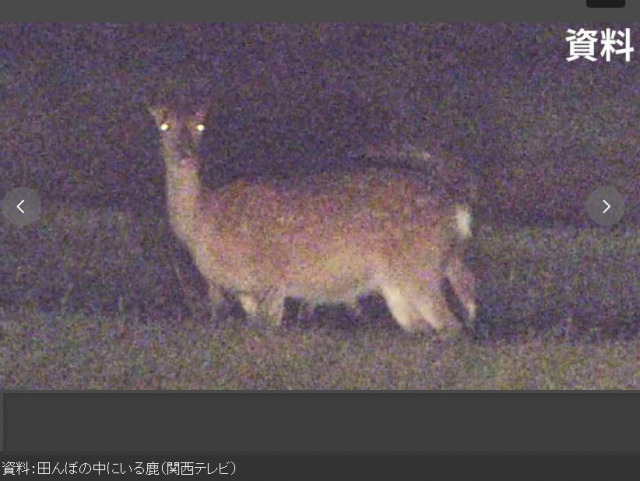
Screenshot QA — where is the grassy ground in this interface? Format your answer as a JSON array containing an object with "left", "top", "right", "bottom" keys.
[
  {"left": 1, "top": 207, "right": 639, "bottom": 389},
  {"left": 2, "top": 309, "right": 639, "bottom": 390}
]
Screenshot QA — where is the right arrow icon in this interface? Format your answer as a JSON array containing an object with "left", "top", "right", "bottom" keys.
[{"left": 586, "top": 186, "right": 625, "bottom": 227}]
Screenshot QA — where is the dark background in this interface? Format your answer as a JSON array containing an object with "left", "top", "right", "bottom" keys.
[
  {"left": 1, "top": 23, "right": 639, "bottom": 390},
  {"left": 1, "top": 23, "right": 638, "bottom": 226}
]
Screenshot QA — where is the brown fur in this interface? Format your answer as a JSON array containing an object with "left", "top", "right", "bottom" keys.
[{"left": 150, "top": 104, "right": 476, "bottom": 334}]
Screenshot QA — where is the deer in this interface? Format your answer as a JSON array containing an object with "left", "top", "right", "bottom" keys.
[{"left": 149, "top": 102, "right": 477, "bottom": 335}]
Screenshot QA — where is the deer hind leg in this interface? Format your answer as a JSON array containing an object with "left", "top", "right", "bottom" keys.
[
  {"left": 399, "top": 244, "right": 467, "bottom": 335},
  {"left": 379, "top": 284, "right": 425, "bottom": 333},
  {"left": 444, "top": 254, "right": 477, "bottom": 325},
  {"left": 381, "top": 269, "right": 462, "bottom": 335},
  {"left": 409, "top": 286, "right": 461, "bottom": 335}
]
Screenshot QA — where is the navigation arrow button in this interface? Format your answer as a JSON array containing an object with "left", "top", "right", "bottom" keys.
[
  {"left": 2, "top": 187, "right": 42, "bottom": 227},
  {"left": 586, "top": 186, "right": 625, "bottom": 227}
]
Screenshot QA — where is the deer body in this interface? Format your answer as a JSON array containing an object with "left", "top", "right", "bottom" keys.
[{"left": 150, "top": 105, "right": 476, "bottom": 334}]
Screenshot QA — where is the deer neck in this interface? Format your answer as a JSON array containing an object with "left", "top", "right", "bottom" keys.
[{"left": 165, "top": 162, "right": 205, "bottom": 243}]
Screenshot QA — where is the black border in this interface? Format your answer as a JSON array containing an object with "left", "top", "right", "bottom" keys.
[
  {"left": 588, "top": 0, "right": 625, "bottom": 7},
  {"left": 0, "top": 0, "right": 638, "bottom": 22},
  {"left": 5, "top": 392, "right": 640, "bottom": 455},
  {"left": 2, "top": 2, "right": 640, "bottom": 468}
]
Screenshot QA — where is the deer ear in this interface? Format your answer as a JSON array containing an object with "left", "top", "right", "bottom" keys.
[{"left": 147, "top": 105, "right": 166, "bottom": 123}]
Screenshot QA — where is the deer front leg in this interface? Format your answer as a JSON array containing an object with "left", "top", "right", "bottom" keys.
[
  {"left": 208, "top": 284, "right": 233, "bottom": 322},
  {"left": 260, "top": 290, "right": 286, "bottom": 328},
  {"left": 238, "top": 289, "right": 286, "bottom": 329}
]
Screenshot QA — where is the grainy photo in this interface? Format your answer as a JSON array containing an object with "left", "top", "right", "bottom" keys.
[{"left": 1, "top": 24, "right": 638, "bottom": 389}]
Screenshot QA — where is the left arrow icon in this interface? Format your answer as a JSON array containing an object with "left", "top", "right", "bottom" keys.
[{"left": 2, "top": 187, "right": 41, "bottom": 227}]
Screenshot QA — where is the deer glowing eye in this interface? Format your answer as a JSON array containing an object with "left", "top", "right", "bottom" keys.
[
  {"left": 160, "top": 123, "right": 170, "bottom": 131},
  {"left": 196, "top": 124, "right": 205, "bottom": 132}
]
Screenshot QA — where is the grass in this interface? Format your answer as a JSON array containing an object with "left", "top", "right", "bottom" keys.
[
  {"left": 2, "top": 309, "right": 639, "bottom": 390},
  {"left": 1, "top": 206, "right": 639, "bottom": 389}
]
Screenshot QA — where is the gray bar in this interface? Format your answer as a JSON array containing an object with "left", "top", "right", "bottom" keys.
[
  {"left": 2, "top": 0, "right": 640, "bottom": 22},
  {"left": 5, "top": 393, "right": 640, "bottom": 454}
]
